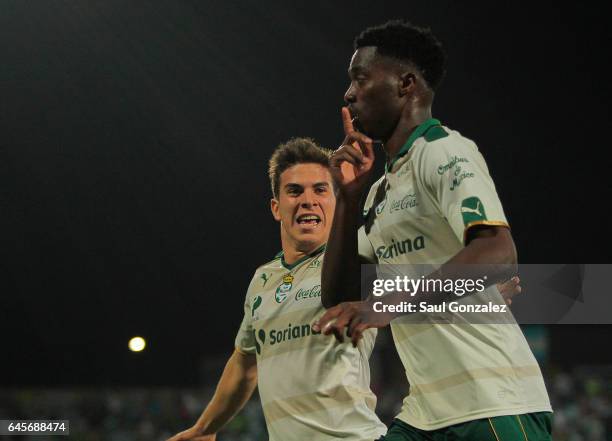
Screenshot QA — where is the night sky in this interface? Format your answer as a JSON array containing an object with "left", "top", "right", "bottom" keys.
[{"left": 2, "top": 1, "right": 610, "bottom": 386}]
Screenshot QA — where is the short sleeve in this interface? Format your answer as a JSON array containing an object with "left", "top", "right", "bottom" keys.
[
  {"left": 234, "top": 279, "right": 258, "bottom": 355},
  {"left": 417, "top": 136, "right": 509, "bottom": 244}
]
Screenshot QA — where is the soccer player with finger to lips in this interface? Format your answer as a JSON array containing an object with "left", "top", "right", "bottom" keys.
[{"left": 315, "top": 20, "right": 553, "bottom": 441}]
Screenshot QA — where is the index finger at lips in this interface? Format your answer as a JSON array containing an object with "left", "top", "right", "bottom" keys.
[
  {"left": 361, "top": 134, "right": 375, "bottom": 161},
  {"left": 348, "top": 132, "right": 374, "bottom": 159},
  {"left": 341, "top": 107, "right": 354, "bottom": 135}
]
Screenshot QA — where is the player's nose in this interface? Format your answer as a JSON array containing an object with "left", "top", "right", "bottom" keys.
[
  {"left": 299, "top": 189, "right": 318, "bottom": 207},
  {"left": 344, "top": 84, "right": 356, "bottom": 104}
]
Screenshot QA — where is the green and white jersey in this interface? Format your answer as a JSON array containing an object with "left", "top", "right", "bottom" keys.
[
  {"left": 359, "top": 119, "right": 552, "bottom": 430},
  {"left": 235, "top": 246, "right": 386, "bottom": 441}
]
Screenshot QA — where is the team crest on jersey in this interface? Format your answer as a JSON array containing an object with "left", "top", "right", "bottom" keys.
[{"left": 275, "top": 274, "right": 294, "bottom": 303}]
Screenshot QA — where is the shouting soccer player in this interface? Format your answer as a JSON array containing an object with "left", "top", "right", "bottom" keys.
[
  {"left": 168, "top": 138, "right": 387, "bottom": 441},
  {"left": 315, "top": 20, "right": 553, "bottom": 440}
]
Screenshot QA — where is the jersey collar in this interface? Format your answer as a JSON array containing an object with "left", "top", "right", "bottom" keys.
[
  {"left": 279, "top": 244, "right": 326, "bottom": 270},
  {"left": 386, "top": 118, "right": 441, "bottom": 172}
]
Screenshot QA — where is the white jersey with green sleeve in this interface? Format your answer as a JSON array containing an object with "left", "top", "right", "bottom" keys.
[
  {"left": 359, "top": 119, "right": 552, "bottom": 430},
  {"left": 235, "top": 246, "right": 387, "bottom": 441}
]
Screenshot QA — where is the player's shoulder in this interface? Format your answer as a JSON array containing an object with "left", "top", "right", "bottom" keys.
[
  {"left": 254, "top": 252, "right": 284, "bottom": 273},
  {"left": 423, "top": 123, "right": 450, "bottom": 143},
  {"left": 418, "top": 123, "right": 476, "bottom": 147},
  {"left": 244, "top": 254, "right": 284, "bottom": 296},
  {"left": 414, "top": 124, "right": 480, "bottom": 165}
]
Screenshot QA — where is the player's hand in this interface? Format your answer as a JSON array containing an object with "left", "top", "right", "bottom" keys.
[
  {"left": 166, "top": 426, "right": 216, "bottom": 441},
  {"left": 330, "top": 107, "right": 375, "bottom": 200},
  {"left": 496, "top": 276, "right": 521, "bottom": 306},
  {"left": 313, "top": 299, "right": 395, "bottom": 347}
]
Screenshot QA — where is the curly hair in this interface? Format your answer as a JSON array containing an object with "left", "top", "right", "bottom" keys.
[
  {"left": 268, "top": 138, "right": 333, "bottom": 199},
  {"left": 355, "top": 19, "right": 447, "bottom": 90}
]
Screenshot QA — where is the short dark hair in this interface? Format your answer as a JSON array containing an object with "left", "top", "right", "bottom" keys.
[
  {"left": 268, "top": 137, "right": 333, "bottom": 199},
  {"left": 355, "top": 20, "right": 446, "bottom": 90}
]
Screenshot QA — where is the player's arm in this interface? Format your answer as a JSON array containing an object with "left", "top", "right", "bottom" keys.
[
  {"left": 321, "top": 196, "right": 369, "bottom": 308},
  {"left": 398, "top": 138, "right": 519, "bottom": 293},
  {"left": 321, "top": 107, "right": 376, "bottom": 308},
  {"left": 167, "top": 349, "right": 257, "bottom": 441},
  {"left": 463, "top": 225, "right": 516, "bottom": 265},
  {"left": 422, "top": 137, "right": 518, "bottom": 283},
  {"left": 422, "top": 225, "right": 517, "bottom": 291}
]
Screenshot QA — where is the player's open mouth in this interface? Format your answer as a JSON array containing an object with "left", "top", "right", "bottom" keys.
[{"left": 296, "top": 214, "right": 321, "bottom": 226}]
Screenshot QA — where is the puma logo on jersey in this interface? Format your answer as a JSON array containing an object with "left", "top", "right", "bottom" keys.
[
  {"left": 461, "top": 197, "right": 488, "bottom": 225},
  {"left": 260, "top": 273, "right": 270, "bottom": 287},
  {"left": 461, "top": 200, "right": 483, "bottom": 217}
]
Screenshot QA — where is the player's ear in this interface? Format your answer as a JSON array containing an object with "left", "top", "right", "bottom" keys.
[
  {"left": 398, "top": 71, "right": 416, "bottom": 97},
  {"left": 270, "top": 198, "right": 281, "bottom": 222}
]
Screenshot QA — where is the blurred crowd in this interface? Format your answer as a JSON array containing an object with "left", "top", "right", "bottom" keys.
[{"left": 2, "top": 334, "right": 611, "bottom": 441}]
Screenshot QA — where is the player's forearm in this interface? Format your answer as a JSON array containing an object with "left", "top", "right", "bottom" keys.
[
  {"left": 410, "top": 227, "right": 517, "bottom": 305},
  {"left": 374, "top": 227, "right": 517, "bottom": 312},
  {"left": 442, "top": 226, "right": 517, "bottom": 281},
  {"left": 193, "top": 350, "right": 258, "bottom": 435},
  {"left": 321, "top": 195, "right": 363, "bottom": 308}
]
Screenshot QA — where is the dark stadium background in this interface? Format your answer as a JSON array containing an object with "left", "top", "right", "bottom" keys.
[{"left": 2, "top": 0, "right": 610, "bottom": 406}]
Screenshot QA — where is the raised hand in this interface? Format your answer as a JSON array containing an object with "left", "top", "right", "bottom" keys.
[{"left": 330, "top": 107, "right": 376, "bottom": 200}]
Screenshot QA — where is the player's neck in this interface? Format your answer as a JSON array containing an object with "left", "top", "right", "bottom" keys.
[
  {"left": 281, "top": 240, "right": 325, "bottom": 266},
  {"left": 383, "top": 106, "right": 432, "bottom": 162}
]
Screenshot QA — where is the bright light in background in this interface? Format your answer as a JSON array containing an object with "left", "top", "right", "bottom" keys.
[{"left": 128, "top": 336, "right": 146, "bottom": 352}]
